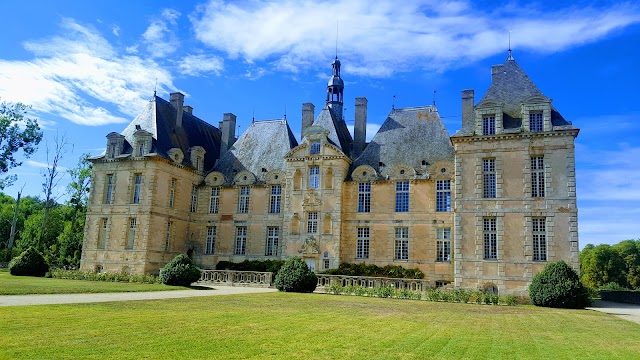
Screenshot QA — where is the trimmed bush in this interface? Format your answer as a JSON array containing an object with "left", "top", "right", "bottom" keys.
[
  {"left": 159, "top": 254, "right": 201, "bottom": 286},
  {"left": 273, "top": 257, "right": 317, "bottom": 293},
  {"left": 216, "top": 259, "right": 285, "bottom": 279},
  {"left": 50, "top": 270, "right": 158, "bottom": 284},
  {"left": 529, "top": 261, "right": 591, "bottom": 309},
  {"left": 9, "top": 247, "right": 49, "bottom": 277},
  {"left": 321, "top": 262, "right": 425, "bottom": 279}
]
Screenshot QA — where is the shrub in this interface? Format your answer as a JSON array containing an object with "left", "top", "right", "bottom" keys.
[
  {"left": 159, "top": 254, "right": 201, "bottom": 286},
  {"left": 273, "top": 257, "right": 317, "bottom": 293},
  {"left": 502, "top": 294, "right": 518, "bottom": 306},
  {"left": 599, "top": 282, "right": 630, "bottom": 291},
  {"left": 216, "top": 259, "right": 285, "bottom": 279},
  {"left": 529, "top": 261, "right": 591, "bottom": 309},
  {"left": 49, "top": 270, "right": 159, "bottom": 284},
  {"left": 321, "top": 262, "right": 424, "bottom": 279},
  {"left": 8, "top": 247, "right": 49, "bottom": 277}
]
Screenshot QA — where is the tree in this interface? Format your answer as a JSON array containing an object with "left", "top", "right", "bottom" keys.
[
  {"left": 0, "top": 101, "right": 43, "bottom": 189},
  {"left": 529, "top": 261, "right": 590, "bottom": 309},
  {"left": 612, "top": 239, "right": 640, "bottom": 289},
  {"left": 580, "top": 244, "right": 626, "bottom": 288},
  {"left": 39, "top": 133, "right": 71, "bottom": 249}
]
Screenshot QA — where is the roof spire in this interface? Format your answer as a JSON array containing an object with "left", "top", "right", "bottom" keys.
[
  {"left": 284, "top": 106, "right": 287, "bottom": 120},
  {"left": 392, "top": 95, "right": 396, "bottom": 110},
  {"left": 507, "top": 30, "right": 514, "bottom": 61}
]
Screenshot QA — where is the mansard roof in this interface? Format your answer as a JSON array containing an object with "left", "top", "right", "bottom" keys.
[
  {"left": 214, "top": 119, "right": 298, "bottom": 184},
  {"left": 312, "top": 106, "right": 353, "bottom": 156},
  {"left": 353, "top": 105, "right": 454, "bottom": 175}
]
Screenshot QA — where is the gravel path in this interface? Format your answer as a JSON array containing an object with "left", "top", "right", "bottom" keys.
[
  {"left": 0, "top": 286, "right": 277, "bottom": 307},
  {"left": 587, "top": 300, "right": 640, "bottom": 324}
]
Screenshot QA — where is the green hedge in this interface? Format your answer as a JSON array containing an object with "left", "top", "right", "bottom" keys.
[
  {"left": 9, "top": 247, "right": 49, "bottom": 277},
  {"left": 529, "top": 261, "right": 591, "bottom": 309},
  {"left": 159, "top": 254, "right": 202, "bottom": 286},
  {"left": 216, "top": 259, "right": 285, "bottom": 278},
  {"left": 273, "top": 257, "right": 317, "bottom": 293},
  {"left": 321, "top": 262, "right": 425, "bottom": 279},
  {"left": 50, "top": 269, "right": 159, "bottom": 284}
]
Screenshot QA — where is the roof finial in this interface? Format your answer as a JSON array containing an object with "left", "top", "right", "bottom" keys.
[
  {"left": 432, "top": 90, "right": 437, "bottom": 107},
  {"left": 507, "top": 30, "right": 514, "bottom": 61},
  {"left": 284, "top": 105, "right": 287, "bottom": 120},
  {"left": 392, "top": 95, "right": 396, "bottom": 110},
  {"left": 252, "top": 108, "right": 255, "bottom": 123},
  {"left": 154, "top": 78, "right": 157, "bottom": 97}
]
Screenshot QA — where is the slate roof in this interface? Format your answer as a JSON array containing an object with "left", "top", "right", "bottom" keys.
[
  {"left": 312, "top": 106, "right": 353, "bottom": 156},
  {"left": 214, "top": 119, "right": 298, "bottom": 184},
  {"left": 353, "top": 106, "right": 454, "bottom": 175}
]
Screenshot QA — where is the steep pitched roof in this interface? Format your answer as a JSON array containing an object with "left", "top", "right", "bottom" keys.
[
  {"left": 312, "top": 106, "right": 353, "bottom": 156},
  {"left": 214, "top": 119, "right": 298, "bottom": 184},
  {"left": 354, "top": 106, "right": 454, "bottom": 174}
]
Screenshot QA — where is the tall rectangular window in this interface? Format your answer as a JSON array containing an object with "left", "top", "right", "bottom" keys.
[
  {"left": 436, "top": 180, "right": 451, "bottom": 212},
  {"left": 483, "top": 218, "right": 497, "bottom": 260},
  {"left": 138, "top": 142, "right": 145, "bottom": 157},
  {"left": 395, "top": 181, "right": 409, "bottom": 212},
  {"left": 530, "top": 112, "right": 543, "bottom": 132},
  {"left": 358, "top": 182, "right": 371, "bottom": 212},
  {"left": 482, "top": 115, "right": 496, "bottom": 135},
  {"left": 307, "top": 212, "right": 318, "bottom": 234},
  {"left": 310, "top": 142, "right": 321, "bottom": 154},
  {"left": 309, "top": 166, "right": 320, "bottom": 189},
  {"left": 265, "top": 227, "right": 279, "bottom": 256},
  {"left": 238, "top": 186, "right": 250, "bottom": 213},
  {"left": 169, "top": 178, "right": 176, "bottom": 208},
  {"left": 190, "top": 185, "right": 198, "bottom": 213},
  {"left": 235, "top": 226, "right": 247, "bottom": 255},
  {"left": 437, "top": 228, "right": 451, "bottom": 262},
  {"left": 164, "top": 221, "right": 172, "bottom": 252},
  {"left": 98, "top": 218, "right": 108, "bottom": 249},
  {"left": 533, "top": 218, "right": 547, "bottom": 261},
  {"left": 126, "top": 218, "right": 136, "bottom": 249},
  {"left": 356, "top": 227, "right": 370, "bottom": 259},
  {"left": 132, "top": 174, "right": 142, "bottom": 204},
  {"left": 270, "top": 185, "right": 282, "bottom": 213},
  {"left": 483, "top": 159, "right": 496, "bottom": 198},
  {"left": 105, "top": 174, "right": 114, "bottom": 204},
  {"left": 531, "top": 156, "right": 545, "bottom": 198},
  {"left": 395, "top": 227, "right": 409, "bottom": 260},
  {"left": 209, "top": 187, "right": 220, "bottom": 214},
  {"left": 205, "top": 226, "right": 216, "bottom": 255}
]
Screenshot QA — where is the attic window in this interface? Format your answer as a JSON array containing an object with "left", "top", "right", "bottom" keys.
[
  {"left": 400, "top": 170, "right": 405, "bottom": 175},
  {"left": 262, "top": 168, "right": 268, "bottom": 173},
  {"left": 362, "top": 171, "right": 367, "bottom": 176},
  {"left": 243, "top": 176, "right": 247, "bottom": 181},
  {"left": 378, "top": 162, "right": 385, "bottom": 167},
  {"left": 213, "top": 177, "right": 218, "bottom": 181},
  {"left": 274, "top": 175, "right": 279, "bottom": 180},
  {"left": 422, "top": 160, "right": 428, "bottom": 166},
  {"left": 441, "top": 168, "right": 446, "bottom": 173},
  {"left": 310, "top": 142, "right": 321, "bottom": 155},
  {"left": 135, "top": 125, "right": 141, "bottom": 130}
]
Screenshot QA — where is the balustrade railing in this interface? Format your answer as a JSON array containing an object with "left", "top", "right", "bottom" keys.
[
  {"left": 316, "top": 274, "right": 429, "bottom": 292},
  {"left": 199, "top": 270, "right": 272, "bottom": 287}
]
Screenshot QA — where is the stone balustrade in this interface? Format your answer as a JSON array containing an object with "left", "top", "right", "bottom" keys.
[
  {"left": 199, "top": 270, "right": 272, "bottom": 287},
  {"left": 316, "top": 274, "right": 429, "bottom": 292}
]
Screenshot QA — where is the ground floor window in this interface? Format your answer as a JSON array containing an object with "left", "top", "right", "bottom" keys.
[
  {"left": 356, "top": 227, "right": 370, "bottom": 259},
  {"left": 235, "top": 226, "right": 247, "bottom": 255},
  {"left": 395, "top": 227, "right": 409, "bottom": 260}
]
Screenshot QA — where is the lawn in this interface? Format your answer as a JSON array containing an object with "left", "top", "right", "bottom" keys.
[
  {"left": 1, "top": 292, "right": 639, "bottom": 359},
  {"left": 0, "top": 269, "right": 187, "bottom": 295}
]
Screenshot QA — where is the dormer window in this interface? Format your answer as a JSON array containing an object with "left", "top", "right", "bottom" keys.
[
  {"left": 106, "top": 132, "right": 125, "bottom": 159},
  {"left": 310, "top": 141, "right": 321, "bottom": 155},
  {"left": 482, "top": 116, "right": 496, "bottom": 135},
  {"left": 189, "top": 146, "right": 206, "bottom": 173},
  {"left": 138, "top": 142, "right": 145, "bottom": 157},
  {"left": 530, "top": 112, "right": 543, "bottom": 132}
]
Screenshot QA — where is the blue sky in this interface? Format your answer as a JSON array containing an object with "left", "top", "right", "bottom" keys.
[{"left": 1, "top": 0, "right": 639, "bottom": 247}]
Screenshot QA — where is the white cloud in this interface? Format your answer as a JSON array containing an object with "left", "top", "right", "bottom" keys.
[
  {"left": 191, "top": 0, "right": 640, "bottom": 77},
  {"left": 245, "top": 67, "right": 266, "bottom": 80},
  {"left": 577, "top": 145, "right": 640, "bottom": 201},
  {"left": 26, "top": 160, "right": 68, "bottom": 171},
  {"left": 143, "top": 8, "right": 181, "bottom": 58},
  {"left": 178, "top": 54, "right": 224, "bottom": 76},
  {"left": 112, "top": 24, "right": 120, "bottom": 37},
  {"left": 0, "top": 18, "right": 178, "bottom": 126}
]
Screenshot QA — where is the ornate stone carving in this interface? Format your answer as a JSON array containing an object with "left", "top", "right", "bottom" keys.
[
  {"left": 299, "top": 236, "right": 320, "bottom": 255},
  {"left": 302, "top": 189, "right": 322, "bottom": 207}
]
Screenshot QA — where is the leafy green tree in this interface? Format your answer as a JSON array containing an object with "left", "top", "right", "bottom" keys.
[
  {"left": 530, "top": 261, "right": 590, "bottom": 308},
  {"left": 612, "top": 239, "right": 640, "bottom": 289},
  {"left": 580, "top": 244, "right": 626, "bottom": 288},
  {"left": 17, "top": 206, "right": 65, "bottom": 255},
  {"left": 0, "top": 101, "right": 43, "bottom": 189}
]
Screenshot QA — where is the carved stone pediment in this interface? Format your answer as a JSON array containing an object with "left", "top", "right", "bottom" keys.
[
  {"left": 302, "top": 189, "right": 322, "bottom": 207},
  {"left": 299, "top": 236, "right": 320, "bottom": 256}
]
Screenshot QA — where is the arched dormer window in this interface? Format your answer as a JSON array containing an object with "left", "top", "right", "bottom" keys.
[
  {"left": 106, "top": 132, "right": 125, "bottom": 159},
  {"left": 189, "top": 146, "right": 206, "bottom": 173},
  {"left": 133, "top": 129, "right": 153, "bottom": 158}
]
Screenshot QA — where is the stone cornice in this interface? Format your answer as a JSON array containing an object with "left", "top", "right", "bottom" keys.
[{"left": 450, "top": 129, "right": 579, "bottom": 143}]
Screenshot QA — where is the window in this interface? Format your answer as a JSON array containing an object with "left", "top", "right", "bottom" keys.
[
  {"left": 533, "top": 218, "right": 547, "bottom": 261},
  {"left": 436, "top": 180, "right": 451, "bottom": 212},
  {"left": 358, "top": 182, "right": 371, "bottom": 212},
  {"left": 126, "top": 218, "right": 136, "bottom": 249},
  {"left": 169, "top": 178, "right": 176, "bottom": 208},
  {"left": 269, "top": 185, "right": 282, "bottom": 213},
  {"left": 209, "top": 187, "right": 220, "bottom": 214},
  {"left": 307, "top": 212, "right": 318, "bottom": 234},
  {"left": 205, "top": 226, "right": 216, "bottom": 255},
  {"left": 164, "top": 221, "right": 172, "bottom": 252},
  {"left": 324, "top": 259, "right": 330, "bottom": 269},
  {"left": 482, "top": 115, "right": 496, "bottom": 135},
  {"left": 190, "top": 185, "right": 198, "bottom": 213},
  {"left": 235, "top": 226, "right": 247, "bottom": 255},
  {"left": 395, "top": 181, "right": 409, "bottom": 212},
  {"left": 309, "top": 166, "right": 320, "bottom": 189},
  {"left": 395, "top": 227, "right": 409, "bottom": 260},
  {"left": 108, "top": 144, "right": 116, "bottom": 158},
  {"left": 265, "top": 227, "right": 279, "bottom": 256},
  {"left": 138, "top": 142, "right": 145, "bottom": 157},
  {"left": 483, "top": 159, "right": 496, "bottom": 198},
  {"left": 310, "top": 141, "right": 321, "bottom": 154},
  {"left": 132, "top": 174, "right": 142, "bottom": 204},
  {"left": 105, "top": 174, "right": 114, "bottom": 204},
  {"left": 436, "top": 228, "right": 451, "bottom": 262},
  {"left": 531, "top": 156, "right": 545, "bottom": 198},
  {"left": 98, "top": 218, "right": 108, "bottom": 249},
  {"left": 238, "top": 186, "right": 250, "bottom": 213},
  {"left": 483, "top": 218, "right": 497, "bottom": 260},
  {"left": 530, "top": 112, "right": 543, "bottom": 132},
  {"left": 356, "top": 227, "right": 370, "bottom": 259}
]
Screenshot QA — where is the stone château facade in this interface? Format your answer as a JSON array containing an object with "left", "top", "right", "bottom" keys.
[{"left": 80, "top": 52, "right": 579, "bottom": 295}]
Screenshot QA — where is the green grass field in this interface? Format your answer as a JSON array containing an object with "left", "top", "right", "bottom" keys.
[
  {"left": 0, "top": 269, "right": 187, "bottom": 295},
  {"left": 1, "top": 292, "right": 639, "bottom": 359}
]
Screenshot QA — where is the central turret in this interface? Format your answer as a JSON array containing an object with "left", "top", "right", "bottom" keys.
[{"left": 326, "top": 56, "right": 344, "bottom": 121}]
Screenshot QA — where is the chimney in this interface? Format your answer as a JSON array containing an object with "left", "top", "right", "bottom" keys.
[
  {"left": 169, "top": 92, "right": 184, "bottom": 128},
  {"left": 183, "top": 105, "right": 193, "bottom": 114},
  {"left": 354, "top": 97, "right": 367, "bottom": 157},
  {"left": 461, "top": 89, "right": 475, "bottom": 132},
  {"left": 220, "top": 113, "right": 237, "bottom": 154},
  {"left": 301, "top": 103, "right": 315, "bottom": 139}
]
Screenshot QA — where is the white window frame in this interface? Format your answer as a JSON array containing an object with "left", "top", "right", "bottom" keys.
[
  {"left": 105, "top": 174, "right": 114, "bottom": 204},
  {"left": 269, "top": 185, "right": 282, "bottom": 214},
  {"left": 395, "top": 181, "right": 409, "bottom": 212},
  {"left": 169, "top": 178, "right": 176, "bottom": 208},
  {"left": 482, "top": 115, "right": 496, "bottom": 135},
  {"left": 307, "top": 212, "right": 318, "bottom": 234},
  {"left": 533, "top": 218, "right": 547, "bottom": 261},
  {"left": 205, "top": 226, "right": 216, "bottom": 255},
  {"left": 190, "top": 185, "right": 198, "bottom": 213},
  {"left": 530, "top": 112, "right": 544, "bottom": 132},
  {"left": 235, "top": 226, "right": 247, "bottom": 255},
  {"left": 164, "top": 221, "right": 172, "bottom": 252},
  {"left": 483, "top": 159, "right": 496, "bottom": 198},
  {"left": 356, "top": 227, "right": 370, "bottom": 259},
  {"left": 483, "top": 218, "right": 497, "bottom": 260},
  {"left": 436, "top": 180, "right": 451, "bottom": 212},
  {"left": 265, "top": 226, "right": 279, "bottom": 256},
  {"left": 209, "top": 187, "right": 220, "bottom": 214},
  {"left": 98, "top": 218, "right": 108, "bottom": 249},
  {"left": 238, "top": 186, "right": 250, "bottom": 214},
  {"left": 132, "top": 174, "right": 142, "bottom": 204},
  {"left": 395, "top": 227, "right": 409, "bottom": 260},
  {"left": 531, "top": 156, "right": 545, "bottom": 198},
  {"left": 310, "top": 142, "right": 321, "bottom": 155},
  {"left": 309, "top": 166, "right": 320, "bottom": 189},
  {"left": 436, "top": 228, "right": 451, "bottom": 262},
  {"left": 358, "top": 182, "right": 371, "bottom": 213},
  {"left": 126, "top": 218, "right": 136, "bottom": 249}
]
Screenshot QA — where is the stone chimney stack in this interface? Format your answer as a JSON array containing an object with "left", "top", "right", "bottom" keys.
[
  {"left": 354, "top": 97, "right": 368, "bottom": 157},
  {"left": 169, "top": 92, "right": 184, "bottom": 128},
  {"left": 461, "top": 89, "right": 475, "bottom": 132},
  {"left": 301, "top": 103, "right": 315, "bottom": 139},
  {"left": 183, "top": 105, "right": 193, "bottom": 114},
  {"left": 220, "top": 113, "right": 237, "bottom": 154}
]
